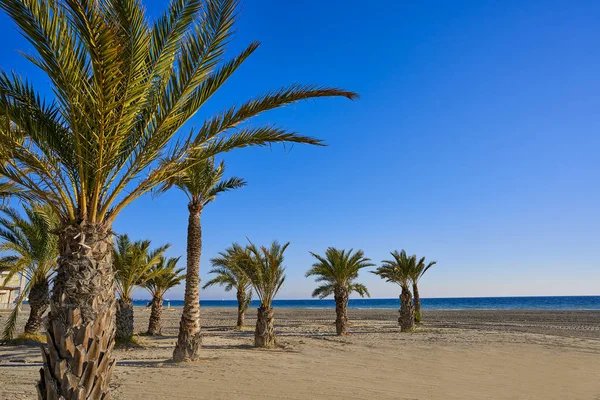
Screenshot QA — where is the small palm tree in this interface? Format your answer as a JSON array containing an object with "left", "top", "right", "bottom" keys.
[
  {"left": 306, "top": 248, "right": 373, "bottom": 335},
  {"left": 206, "top": 243, "right": 252, "bottom": 329},
  {"left": 237, "top": 240, "right": 288, "bottom": 348},
  {"left": 372, "top": 250, "right": 417, "bottom": 332},
  {"left": 141, "top": 256, "right": 184, "bottom": 335},
  {"left": 156, "top": 157, "right": 246, "bottom": 361},
  {"left": 0, "top": 0, "right": 355, "bottom": 394},
  {"left": 0, "top": 204, "right": 58, "bottom": 340},
  {"left": 409, "top": 257, "right": 437, "bottom": 324},
  {"left": 113, "top": 235, "right": 169, "bottom": 340}
]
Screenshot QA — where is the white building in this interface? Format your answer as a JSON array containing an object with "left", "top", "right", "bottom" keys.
[{"left": 0, "top": 271, "right": 24, "bottom": 310}]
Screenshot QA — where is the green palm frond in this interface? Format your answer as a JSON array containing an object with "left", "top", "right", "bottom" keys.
[
  {"left": 1, "top": 298, "right": 20, "bottom": 342},
  {"left": 236, "top": 240, "right": 288, "bottom": 307},
  {"left": 0, "top": 203, "right": 58, "bottom": 288},
  {"left": 311, "top": 283, "right": 335, "bottom": 299},
  {"left": 113, "top": 234, "right": 170, "bottom": 299},
  {"left": 154, "top": 157, "right": 246, "bottom": 206},
  {"left": 0, "top": 0, "right": 356, "bottom": 226},
  {"left": 410, "top": 256, "right": 437, "bottom": 283},
  {"left": 1, "top": 278, "right": 34, "bottom": 341},
  {"left": 141, "top": 256, "right": 185, "bottom": 298},
  {"left": 306, "top": 248, "right": 373, "bottom": 299},
  {"left": 372, "top": 250, "right": 416, "bottom": 288},
  {"left": 205, "top": 243, "right": 251, "bottom": 294}
]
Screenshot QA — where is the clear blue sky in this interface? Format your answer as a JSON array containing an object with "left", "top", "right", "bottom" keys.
[{"left": 1, "top": 1, "right": 599, "bottom": 300}]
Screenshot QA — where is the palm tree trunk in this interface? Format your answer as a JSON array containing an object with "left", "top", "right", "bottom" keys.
[
  {"left": 334, "top": 287, "right": 349, "bottom": 335},
  {"left": 173, "top": 203, "right": 203, "bottom": 362},
  {"left": 236, "top": 288, "right": 245, "bottom": 329},
  {"left": 254, "top": 305, "right": 275, "bottom": 348},
  {"left": 399, "top": 285, "right": 415, "bottom": 332},
  {"left": 413, "top": 282, "right": 422, "bottom": 324},
  {"left": 147, "top": 296, "right": 163, "bottom": 335},
  {"left": 23, "top": 278, "right": 49, "bottom": 335},
  {"left": 37, "top": 223, "right": 116, "bottom": 399},
  {"left": 116, "top": 297, "right": 134, "bottom": 340}
]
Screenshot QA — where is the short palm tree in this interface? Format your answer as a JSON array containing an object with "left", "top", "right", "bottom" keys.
[
  {"left": 156, "top": 157, "right": 246, "bottom": 361},
  {"left": 306, "top": 248, "right": 373, "bottom": 335},
  {"left": 237, "top": 241, "right": 288, "bottom": 348},
  {"left": 113, "top": 235, "right": 169, "bottom": 340},
  {"left": 0, "top": 204, "right": 58, "bottom": 340},
  {"left": 141, "top": 256, "right": 184, "bottom": 335},
  {"left": 206, "top": 243, "right": 252, "bottom": 329},
  {"left": 372, "top": 250, "right": 417, "bottom": 332},
  {"left": 409, "top": 256, "right": 437, "bottom": 324},
  {"left": 0, "top": 0, "right": 355, "bottom": 395}
]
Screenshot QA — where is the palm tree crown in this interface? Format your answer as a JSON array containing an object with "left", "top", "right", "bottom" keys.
[
  {"left": 306, "top": 248, "right": 373, "bottom": 299},
  {"left": 238, "top": 241, "right": 288, "bottom": 307},
  {"left": 156, "top": 157, "right": 246, "bottom": 208},
  {"left": 0, "top": 203, "right": 58, "bottom": 339},
  {"left": 0, "top": 204, "right": 58, "bottom": 285},
  {"left": 205, "top": 243, "right": 251, "bottom": 297},
  {"left": 0, "top": 0, "right": 357, "bottom": 227},
  {"left": 372, "top": 250, "right": 417, "bottom": 288},
  {"left": 113, "top": 235, "right": 169, "bottom": 300},
  {"left": 410, "top": 257, "right": 437, "bottom": 284},
  {"left": 142, "top": 256, "right": 185, "bottom": 299}
]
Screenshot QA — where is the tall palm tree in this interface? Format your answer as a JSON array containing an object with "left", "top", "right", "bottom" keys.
[
  {"left": 0, "top": 0, "right": 355, "bottom": 394},
  {"left": 113, "top": 235, "right": 168, "bottom": 340},
  {"left": 155, "top": 157, "right": 245, "bottom": 361},
  {"left": 0, "top": 204, "right": 58, "bottom": 340},
  {"left": 372, "top": 250, "right": 417, "bottom": 332},
  {"left": 237, "top": 240, "right": 288, "bottom": 348},
  {"left": 141, "top": 256, "right": 184, "bottom": 335},
  {"left": 206, "top": 243, "right": 252, "bottom": 329},
  {"left": 306, "top": 248, "right": 372, "bottom": 335},
  {"left": 409, "top": 256, "right": 437, "bottom": 324}
]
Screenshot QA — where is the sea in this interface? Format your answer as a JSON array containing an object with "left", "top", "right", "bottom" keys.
[{"left": 133, "top": 296, "right": 600, "bottom": 310}]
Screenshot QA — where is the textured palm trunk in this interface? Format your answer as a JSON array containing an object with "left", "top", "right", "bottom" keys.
[
  {"left": 254, "top": 305, "right": 275, "bottom": 348},
  {"left": 413, "top": 282, "right": 422, "bottom": 324},
  {"left": 37, "top": 223, "right": 116, "bottom": 399},
  {"left": 399, "top": 285, "right": 415, "bottom": 332},
  {"left": 24, "top": 278, "right": 50, "bottom": 335},
  {"left": 116, "top": 297, "right": 134, "bottom": 340},
  {"left": 236, "top": 288, "right": 245, "bottom": 329},
  {"left": 147, "top": 296, "right": 163, "bottom": 335},
  {"left": 334, "top": 287, "right": 349, "bottom": 336},
  {"left": 173, "top": 203, "right": 202, "bottom": 362}
]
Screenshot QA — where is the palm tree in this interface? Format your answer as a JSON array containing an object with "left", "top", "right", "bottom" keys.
[
  {"left": 372, "top": 250, "right": 417, "bottom": 332},
  {"left": 155, "top": 157, "right": 246, "bottom": 361},
  {"left": 0, "top": 204, "right": 58, "bottom": 340},
  {"left": 306, "top": 248, "right": 372, "bottom": 335},
  {"left": 205, "top": 243, "right": 252, "bottom": 329},
  {"left": 0, "top": 0, "right": 355, "bottom": 394},
  {"left": 141, "top": 256, "right": 184, "bottom": 335},
  {"left": 409, "top": 256, "right": 437, "bottom": 324},
  {"left": 237, "top": 241, "right": 288, "bottom": 348},
  {"left": 113, "top": 235, "right": 168, "bottom": 340}
]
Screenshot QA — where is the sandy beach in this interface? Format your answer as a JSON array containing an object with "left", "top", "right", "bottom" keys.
[{"left": 1, "top": 306, "right": 599, "bottom": 400}]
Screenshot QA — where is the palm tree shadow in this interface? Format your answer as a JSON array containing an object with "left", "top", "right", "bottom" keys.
[
  {"left": 115, "top": 360, "right": 166, "bottom": 367},
  {"left": 201, "top": 343, "right": 254, "bottom": 351}
]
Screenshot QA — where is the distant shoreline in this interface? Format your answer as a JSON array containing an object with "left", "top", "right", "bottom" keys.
[{"left": 132, "top": 295, "right": 600, "bottom": 311}]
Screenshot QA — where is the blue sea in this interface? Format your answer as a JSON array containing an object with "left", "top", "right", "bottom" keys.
[{"left": 133, "top": 296, "right": 600, "bottom": 310}]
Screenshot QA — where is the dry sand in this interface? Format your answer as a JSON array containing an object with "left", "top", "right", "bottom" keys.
[{"left": 1, "top": 306, "right": 599, "bottom": 400}]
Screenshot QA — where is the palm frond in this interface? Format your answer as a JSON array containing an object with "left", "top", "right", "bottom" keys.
[
  {"left": 372, "top": 250, "right": 416, "bottom": 288},
  {"left": 306, "top": 248, "right": 373, "bottom": 298},
  {"left": 113, "top": 235, "right": 170, "bottom": 299},
  {"left": 0, "top": 0, "right": 356, "bottom": 226},
  {"left": 237, "top": 239, "right": 288, "bottom": 307}
]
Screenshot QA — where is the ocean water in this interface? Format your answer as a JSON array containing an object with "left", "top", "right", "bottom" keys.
[{"left": 133, "top": 296, "right": 600, "bottom": 310}]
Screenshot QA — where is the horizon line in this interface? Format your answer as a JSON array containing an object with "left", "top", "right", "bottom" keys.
[{"left": 134, "top": 294, "right": 600, "bottom": 301}]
